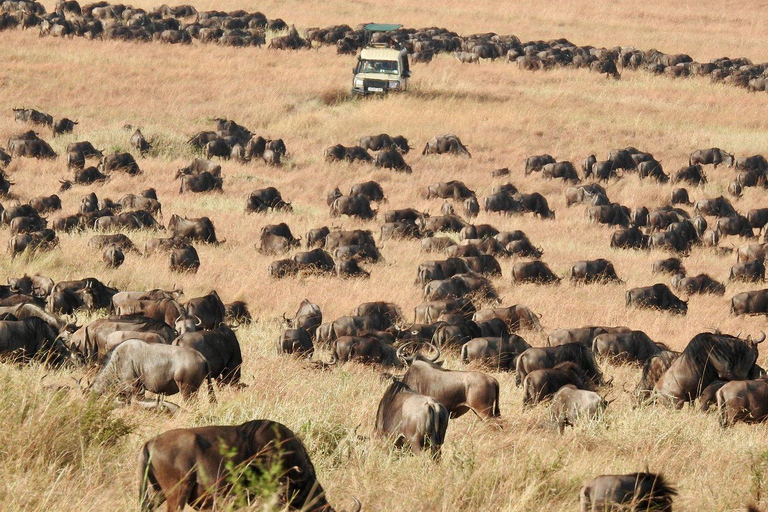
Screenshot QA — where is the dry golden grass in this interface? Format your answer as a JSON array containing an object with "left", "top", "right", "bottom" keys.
[{"left": 0, "top": 1, "right": 768, "bottom": 510}]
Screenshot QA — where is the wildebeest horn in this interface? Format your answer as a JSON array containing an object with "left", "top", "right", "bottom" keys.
[
  {"left": 425, "top": 342, "right": 441, "bottom": 362},
  {"left": 194, "top": 315, "right": 202, "bottom": 326},
  {"left": 327, "top": 355, "right": 337, "bottom": 365},
  {"left": 346, "top": 497, "right": 362, "bottom": 512},
  {"left": 752, "top": 331, "right": 766, "bottom": 344},
  {"left": 604, "top": 376, "right": 614, "bottom": 386},
  {"left": 282, "top": 313, "right": 289, "bottom": 324},
  {"left": 396, "top": 342, "right": 417, "bottom": 364}
]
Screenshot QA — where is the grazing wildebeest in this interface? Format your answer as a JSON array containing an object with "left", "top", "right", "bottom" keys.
[
  {"left": 103, "top": 244, "right": 125, "bottom": 267},
  {"left": 90, "top": 339, "right": 214, "bottom": 401},
  {"left": 525, "top": 154, "right": 556, "bottom": 175},
  {"left": 569, "top": 259, "right": 621, "bottom": 283},
  {"left": 671, "top": 273, "right": 725, "bottom": 295},
  {"left": 422, "top": 134, "right": 471, "bottom": 158},
  {"left": 522, "top": 362, "right": 596, "bottom": 405},
  {"left": 716, "top": 379, "right": 768, "bottom": 426},
  {"left": 398, "top": 344, "right": 500, "bottom": 419},
  {"left": 541, "top": 161, "right": 580, "bottom": 183},
  {"left": 592, "top": 331, "right": 666, "bottom": 364},
  {"left": 167, "top": 215, "right": 220, "bottom": 244},
  {"left": 730, "top": 260, "right": 765, "bottom": 282},
  {"left": 512, "top": 261, "right": 560, "bottom": 284},
  {"left": 375, "top": 148, "right": 412, "bottom": 173},
  {"left": 653, "top": 331, "right": 763, "bottom": 406},
  {"left": 625, "top": 284, "right": 687, "bottom": 315},
  {"left": 277, "top": 328, "right": 314, "bottom": 357},
  {"left": 516, "top": 343, "right": 605, "bottom": 386},
  {"left": 224, "top": 301, "right": 251, "bottom": 325},
  {"left": 359, "top": 133, "right": 410, "bottom": 153},
  {"left": 460, "top": 335, "right": 531, "bottom": 370},
  {"left": 375, "top": 379, "right": 449, "bottom": 456},
  {"left": 174, "top": 325, "right": 242, "bottom": 384},
  {"left": 331, "top": 195, "right": 376, "bottom": 220},
  {"left": 551, "top": 385, "right": 610, "bottom": 433},
  {"left": 610, "top": 226, "right": 648, "bottom": 249},
  {"left": 100, "top": 152, "right": 140, "bottom": 174},
  {"left": 138, "top": 419, "right": 359, "bottom": 512},
  {"left": 579, "top": 473, "right": 676, "bottom": 512}
]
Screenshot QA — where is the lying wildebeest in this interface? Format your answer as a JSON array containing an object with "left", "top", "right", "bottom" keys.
[
  {"left": 0, "top": 317, "right": 71, "bottom": 366},
  {"left": 730, "top": 260, "right": 765, "bottom": 282},
  {"left": 323, "top": 144, "right": 372, "bottom": 163},
  {"left": 397, "top": 344, "right": 500, "bottom": 419},
  {"left": 515, "top": 342, "right": 605, "bottom": 386},
  {"left": 90, "top": 339, "right": 214, "bottom": 401},
  {"left": 293, "top": 248, "right": 335, "bottom": 273},
  {"left": 731, "top": 289, "right": 768, "bottom": 315},
  {"left": 170, "top": 244, "right": 200, "bottom": 273},
  {"left": 671, "top": 273, "right": 725, "bottom": 295},
  {"left": 277, "top": 328, "right": 314, "bottom": 357},
  {"left": 375, "top": 148, "right": 412, "bottom": 173},
  {"left": 717, "top": 379, "right": 768, "bottom": 426},
  {"left": 138, "top": 419, "right": 360, "bottom": 512},
  {"left": 422, "top": 134, "right": 471, "bottom": 158},
  {"left": 625, "top": 284, "right": 687, "bottom": 315},
  {"left": 551, "top": 385, "right": 610, "bottom": 434},
  {"left": 579, "top": 473, "right": 676, "bottom": 512},
  {"left": 331, "top": 195, "right": 376, "bottom": 220},
  {"left": 690, "top": 147, "right": 734, "bottom": 168},
  {"left": 525, "top": 154, "right": 556, "bottom": 175},
  {"left": 460, "top": 335, "right": 531, "bottom": 370},
  {"left": 522, "top": 362, "right": 596, "bottom": 405},
  {"left": 547, "top": 326, "right": 631, "bottom": 348},
  {"left": 652, "top": 258, "right": 685, "bottom": 275},
  {"left": 375, "top": 379, "right": 449, "bottom": 456},
  {"left": 472, "top": 304, "right": 542, "bottom": 331},
  {"left": 100, "top": 152, "right": 140, "bottom": 175},
  {"left": 653, "top": 331, "right": 763, "bottom": 406},
  {"left": 167, "top": 215, "right": 220, "bottom": 244},
  {"left": 512, "top": 260, "right": 560, "bottom": 284},
  {"left": 179, "top": 171, "right": 223, "bottom": 194},
  {"left": 569, "top": 259, "right": 622, "bottom": 283},
  {"left": 592, "top": 331, "right": 666, "bottom": 364}
]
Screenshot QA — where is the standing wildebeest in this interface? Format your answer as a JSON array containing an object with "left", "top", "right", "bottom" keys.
[
  {"left": 185, "top": 291, "right": 226, "bottom": 330},
  {"left": 422, "top": 134, "right": 471, "bottom": 158},
  {"left": 515, "top": 343, "right": 605, "bottom": 386},
  {"left": 359, "top": 133, "right": 410, "bottom": 153},
  {"left": 610, "top": 226, "right": 648, "bottom": 249},
  {"left": 174, "top": 326, "right": 243, "bottom": 384},
  {"left": 551, "top": 385, "right": 610, "bottom": 433},
  {"left": 130, "top": 129, "right": 152, "bottom": 155},
  {"left": 525, "top": 154, "right": 556, "bottom": 175},
  {"left": 65, "top": 316, "right": 176, "bottom": 363},
  {"left": 716, "top": 379, "right": 768, "bottom": 426},
  {"left": 167, "top": 215, "right": 220, "bottom": 244},
  {"left": 460, "top": 335, "right": 531, "bottom": 370},
  {"left": 331, "top": 195, "right": 376, "bottom": 220},
  {"left": 672, "top": 164, "right": 707, "bottom": 185},
  {"left": 625, "top": 284, "right": 687, "bottom": 315},
  {"left": 179, "top": 172, "right": 223, "bottom": 193},
  {"left": 375, "top": 148, "right": 412, "bottom": 173},
  {"left": 398, "top": 344, "right": 500, "bottom": 419},
  {"left": 569, "top": 259, "right": 621, "bottom": 283},
  {"left": 90, "top": 339, "right": 215, "bottom": 401},
  {"left": 653, "top": 331, "right": 763, "bottom": 406},
  {"left": 100, "top": 152, "right": 140, "bottom": 175},
  {"left": 52, "top": 118, "right": 77, "bottom": 136},
  {"left": 730, "top": 260, "right": 765, "bottom": 282},
  {"left": 541, "top": 161, "right": 580, "bottom": 183},
  {"left": 522, "top": 362, "right": 596, "bottom": 405},
  {"left": 512, "top": 261, "right": 560, "bottom": 284},
  {"left": 277, "top": 328, "right": 314, "bottom": 357},
  {"left": 138, "top": 419, "right": 360, "bottom": 512},
  {"left": 592, "top": 331, "right": 666, "bottom": 364},
  {"left": 375, "top": 379, "right": 449, "bottom": 456},
  {"left": 579, "top": 473, "right": 676, "bottom": 512},
  {"left": 690, "top": 148, "right": 734, "bottom": 168}
]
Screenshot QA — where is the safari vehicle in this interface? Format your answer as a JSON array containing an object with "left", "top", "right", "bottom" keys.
[{"left": 352, "top": 23, "right": 410, "bottom": 96}]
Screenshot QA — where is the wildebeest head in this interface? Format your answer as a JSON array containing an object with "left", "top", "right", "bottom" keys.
[{"left": 396, "top": 341, "right": 441, "bottom": 366}]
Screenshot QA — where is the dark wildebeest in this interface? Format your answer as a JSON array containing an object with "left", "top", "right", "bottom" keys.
[
  {"left": 716, "top": 214, "right": 754, "bottom": 238},
  {"left": 66, "top": 141, "right": 103, "bottom": 158},
  {"left": 359, "top": 133, "right": 410, "bottom": 153},
  {"left": 731, "top": 289, "right": 768, "bottom": 315},
  {"left": 103, "top": 244, "right": 125, "bottom": 268},
  {"left": 747, "top": 208, "right": 768, "bottom": 233},
  {"left": 138, "top": 419, "right": 360, "bottom": 512},
  {"left": 349, "top": 181, "right": 385, "bottom": 202},
  {"left": 331, "top": 195, "right": 376, "bottom": 220},
  {"left": 328, "top": 336, "right": 400, "bottom": 367},
  {"left": 179, "top": 172, "right": 223, "bottom": 194},
  {"left": 512, "top": 261, "right": 560, "bottom": 284},
  {"left": 717, "top": 379, "right": 768, "bottom": 426},
  {"left": 293, "top": 249, "right": 335, "bottom": 273},
  {"left": 610, "top": 226, "right": 648, "bottom": 249},
  {"left": 736, "top": 243, "right": 768, "bottom": 263},
  {"left": 100, "top": 152, "right": 140, "bottom": 175},
  {"left": 653, "top": 331, "right": 764, "bottom": 407},
  {"left": 170, "top": 244, "right": 200, "bottom": 273},
  {"left": 0, "top": 317, "right": 71, "bottom": 366},
  {"left": 547, "top": 326, "right": 631, "bottom": 348},
  {"left": 130, "top": 129, "right": 152, "bottom": 155},
  {"left": 375, "top": 148, "right": 412, "bottom": 173},
  {"left": 247, "top": 187, "right": 292, "bottom": 213},
  {"left": 541, "top": 161, "right": 580, "bottom": 183},
  {"left": 515, "top": 192, "right": 555, "bottom": 219},
  {"left": 672, "top": 164, "right": 707, "bottom": 185},
  {"left": 283, "top": 299, "right": 323, "bottom": 338},
  {"left": 652, "top": 258, "right": 685, "bottom": 275},
  {"left": 167, "top": 215, "right": 220, "bottom": 244},
  {"left": 397, "top": 344, "right": 500, "bottom": 419},
  {"left": 305, "top": 226, "right": 330, "bottom": 248},
  {"left": 277, "top": 328, "right": 314, "bottom": 357},
  {"left": 522, "top": 362, "right": 596, "bottom": 405},
  {"left": 174, "top": 325, "right": 243, "bottom": 384},
  {"left": 422, "top": 134, "right": 471, "bottom": 158},
  {"left": 525, "top": 154, "right": 556, "bottom": 175},
  {"left": 730, "top": 260, "right": 765, "bottom": 282},
  {"left": 592, "top": 331, "right": 666, "bottom": 364},
  {"left": 375, "top": 379, "right": 449, "bottom": 456},
  {"left": 472, "top": 305, "right": 542, "bottom": 331},
  {"left": 579, "top": 473, "right": 676, "bottom": 512},
  {"left": 515, "top": 343, "right": 605, "bottom": 386},
  {"left": 52, "top": 118, "right": 77, "bottom": 136},
  {"left": 460, "top": 335, "right": 531, "bottom": 371},
  {"left": 90, "top": 339, "right": 214, "bottom": 401},
  {"left": 569, "top": 259, "right": 622, "bottom": 283},
  {"left": 224, "top": 301, "right": 251, "bottom": 325},
  {"left": 633, "top": 350, "right": 680, "bottom": 405},
  {"left": 671, "top": 273, "right": 725, "bottom": 295},
  {"left": 426, "top": 180, "right": 475, "bottom": 200},
  {"left": 625, "top": 284, "right": 687, "bottom": 315},
  {"left": 551, "top": 385, "right": 610, "bottom": 433},
  {"left": 185, "top": 291, "right": 226, "bottom": 330},
  {"left": 690, "top": 148, "right": 734, "bottom": 168}
]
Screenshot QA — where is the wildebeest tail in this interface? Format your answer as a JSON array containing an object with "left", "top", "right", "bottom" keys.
[
  {"left": 427, "top": 402, "right": 449, "bottom": 449},
  {"left": 138, "top": 441, "right": 159, "bottom": 512},
  {"left": 205, "top": 361, "right": 216, "bottom": 403},
  {"left": 460, "top": 343, "right": 468, "bottom": 363},
  {"left": 492, "top": 379, "right": 500, "bottom": 417}
]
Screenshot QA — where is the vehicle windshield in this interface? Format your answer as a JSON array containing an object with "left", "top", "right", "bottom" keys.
[{"left": 358, "top": 59, "right": 399, "bottom": 74}]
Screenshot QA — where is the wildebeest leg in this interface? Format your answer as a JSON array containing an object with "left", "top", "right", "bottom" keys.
[
  {"left": 164, "top": 477, "right": 195, "bottom": 512},
  {"left": 177, "top": 381, "right": 197, "bottom": 400}
]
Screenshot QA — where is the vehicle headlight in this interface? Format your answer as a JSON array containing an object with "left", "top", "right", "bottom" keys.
[
  {"left": 354, "top": 78, "right": 363, "bottom": 88},
  {"left": 388, "top": 81, "right": 399, "bottom": 88}
]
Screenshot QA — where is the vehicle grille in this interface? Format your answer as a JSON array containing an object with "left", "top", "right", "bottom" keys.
[{"left": 364, "top": 79, "right": 388, "bottom": 91}]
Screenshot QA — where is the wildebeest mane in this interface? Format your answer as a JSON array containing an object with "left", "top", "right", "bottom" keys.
[
  {"left": 682, "top": 333, "right": 755, "bottom": 378},
  {"left": 379, "top": 379, "right": 411, "bottom": 409},
  {"left": 627, "top": 472, "right": 677, "bottom": 509}
]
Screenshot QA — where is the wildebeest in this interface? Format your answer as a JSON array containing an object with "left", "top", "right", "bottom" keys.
[
  {"left": 460, "top": 335, "right": 531, "bottom": 370},
  {"left": 525, "top": 154, "right": 556, "bottom": 175},
  {"left": 90, "top": 339, "right": 214, "bottom": 401},
  {"left": 625, "top": 284, "right": 687, "bottom": 314},
  {"left": 547, "top": 326, "right": 631, "bottom": 348},
  {"left": 426, "top": 180, "right": 475, "bottom": 200},
  {"left": 579, "top": 473, "right": 676, "bottom": 512},
  {"left": 179, "top": 171, "right": 223, "bottom": 193},
  {"left": 653, "top": 331, "right": 763, "bottom": 406},
  {"left": 512, "top": 261, "right": 560, "bottom": 284},
  {"left": 167, "top": 215, "right": 220, "bottom": 244},
  {"left": 569, "top": 259, "right": 621, "bottom": 283},
  {"left": 174, "top": 325, "right": 243, "bottom": 384},
  {"left": 716, "top": 379, "right": 768, "bottom": 426},
  {"left": 100, "top": 152, "right": 140, "bottom": 175},
  {"left": 375, "top": 379, "right": 449, "bottom": 456},
  {"left": 690, "top": 147, "right": 734, "bottom": 168},
  {"left": 130, "top": 129, "right": 152, "bottom": 155},
  {"left": 730, "top": 260, "right": 765, "bottom": 282},
  {"left": 103, "top": 244, "right": 124, "bottom": 268},
  {"left": 293, "top": 248, "right": 335, "bottom": 273},
  {"left": 328, "top": 336, "right": 399, "bottom": 366},
  {"left": 731, "top": 289, "right": 768, "bottom": 315},
  {"left": 52, "top": 118, "right": 77, "bottom": 136},
  {"left": 472, "top": 304, "right": 541, "bottom": 331},
  {"left": 671, "top": 273, "right": 725, "bottom": 295},
  {"left": 542, "top": 161, "right": 580, "bottom": 183},
  {"left": 515, "top": 343, "right": 605, "bottom": 386},
  {"left": 331, "top": 195, "right": 376, "bottom": 220},
  {"left": 610, "top": 226, "right": 648, "bottom": 249},
  {"left": 375, "top": 148, "right": 412, "bottom": 173},
  {"left": 715, "top": 214, "right": 754, "bottom": 238},
  {"left": 359, "top": 133, "right": 410, "bottom": 153},
  {"left": 672, "top": 164, "right": 706, "bottom": 185},
  {"left": 284, "top": 299, "right": 322, "bottom": 338},
  {"left": 0, "top": 317, "right": 70, "bottom": 365},
  {"left": 652, "top": 258, "right": 685, "bottom": 275},
  {"left": 551, "top": 385, "right": 610, "bottom": 433},
  {"left": 277, "top": 328, "right": 314, "bottom": 357},
  {"left": 398, "top": 345, "right": 500, "bottom": 419},
  {"left": 169, "top": 244, "right": 200, "bottom": 273},
  {"left": 522, "top": 362, "right": 596, "bottom": 405},
  {"left": 138, "top": 419, "right": 359, "bottom": 512},
  {"left": 185, "top": 291, "right": 226, "bottom": 330},
  {"left": 592, "top": 331, "right": 666, "bottom": 364},
  {"left": 422, "top": 134, "right": 471, "bottom": 158},
  {"left": 9, "top": 229, "right": 58, "bottom": 258},
  {"left": 246, "top": 187, "right": 292, "bottom": 213},
  {"left": 224, "top": 301, "right": 251, "bottom": 325}
]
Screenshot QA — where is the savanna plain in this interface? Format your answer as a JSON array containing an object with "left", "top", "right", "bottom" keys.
[{"left": 0, "top": 0, "right": 767, "bottom": 510}]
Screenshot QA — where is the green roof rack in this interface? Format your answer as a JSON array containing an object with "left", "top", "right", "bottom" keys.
[{"left": 363, "top": 23, "right": 402, "bottom": 33}]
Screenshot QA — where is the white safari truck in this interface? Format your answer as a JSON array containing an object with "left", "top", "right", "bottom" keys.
[{"left": 352, "top": 23, "right": 411, "bottom": 96}]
